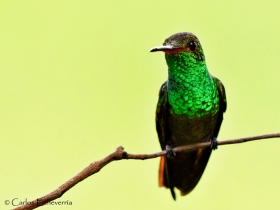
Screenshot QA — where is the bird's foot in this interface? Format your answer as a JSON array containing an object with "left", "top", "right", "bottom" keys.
[
  {"left": 166, "top": 145, "right": 176, "bottom": 159},
  {"left": 211, "top": 137, "right": 218, "bottom": 150}
]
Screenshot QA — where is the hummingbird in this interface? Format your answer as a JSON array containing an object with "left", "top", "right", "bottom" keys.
[{"left": 150, "top": 32, "right": 227, "bottom": 200}]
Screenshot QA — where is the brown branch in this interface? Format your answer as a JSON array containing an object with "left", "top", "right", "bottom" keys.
[{"left": 13, "top": 132, "right": 280, "bottom": 210}]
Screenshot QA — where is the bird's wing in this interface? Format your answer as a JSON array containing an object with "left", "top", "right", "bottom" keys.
[
  {"left": 155, "top": 81, "right": 168, "bottom": 151},
  {"left": 212, "top": 77, "right": 227, "bottom": 137},
  {"left": 155, "top": 82, "right": 176, "bottom": 200}
]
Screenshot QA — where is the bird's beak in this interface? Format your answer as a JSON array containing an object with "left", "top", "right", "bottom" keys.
[{"left": 150, "top": 45, "right": 176, "bottom": 52}]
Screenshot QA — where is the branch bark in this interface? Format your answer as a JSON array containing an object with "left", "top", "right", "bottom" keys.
[{"left": 13, "top": 132, "right": 280, "bottom": 210}]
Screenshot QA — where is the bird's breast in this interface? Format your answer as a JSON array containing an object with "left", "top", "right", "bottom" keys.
[{"left": 167, "top": 78, "right": 219, "bottom": 117}]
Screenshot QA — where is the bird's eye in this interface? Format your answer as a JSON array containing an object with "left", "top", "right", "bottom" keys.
[{"left": 189, "top": 41, "right": 196, "bottom": 51}]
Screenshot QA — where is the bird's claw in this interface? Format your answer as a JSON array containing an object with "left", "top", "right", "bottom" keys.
[
  {"left": 211, "top": 137, "right": 218, "bottom": 150},
  {"left": 166, "top": 145, "right": 176, "bottom": 159}
]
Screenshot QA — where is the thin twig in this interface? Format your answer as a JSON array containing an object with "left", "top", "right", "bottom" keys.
[{"left": 13, "top": 133, "right": 280, "bottom": 210}]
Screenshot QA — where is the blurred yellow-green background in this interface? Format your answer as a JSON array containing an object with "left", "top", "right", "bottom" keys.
[{"left": 1, "top": 0, "right": 280, "bottom": 209}]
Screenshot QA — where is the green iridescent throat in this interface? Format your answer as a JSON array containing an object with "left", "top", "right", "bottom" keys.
[{"left": 166, "top": 51, "right": 219, "bottom": 117}]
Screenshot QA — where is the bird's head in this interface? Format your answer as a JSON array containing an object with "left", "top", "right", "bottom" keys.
[{"left": 150, "top": 32, "right": 205, "bottom": 63}]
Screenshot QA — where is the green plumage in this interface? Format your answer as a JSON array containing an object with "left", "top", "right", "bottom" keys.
[
  {"left": 166, "top": 52, "right": 219, "bottom": 117},
  {"left": 151, "top": 32, "right": 227, "bottom": 199}
]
